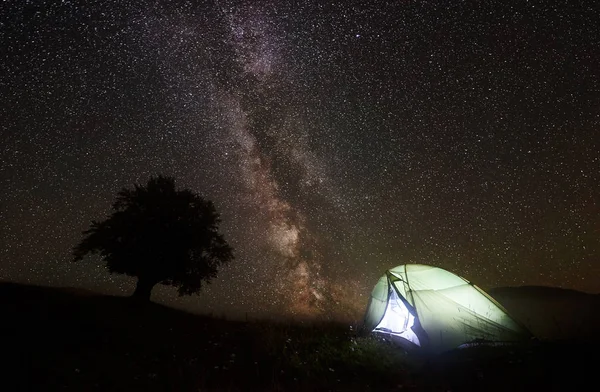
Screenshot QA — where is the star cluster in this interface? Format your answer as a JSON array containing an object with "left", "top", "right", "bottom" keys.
[{"left": 1, "top": 0, "right": 598, "bottom": 320}]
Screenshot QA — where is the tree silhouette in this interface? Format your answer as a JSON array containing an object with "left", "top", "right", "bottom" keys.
[{"left": 73, "top": 176, "right": 234, "bottom": 301}]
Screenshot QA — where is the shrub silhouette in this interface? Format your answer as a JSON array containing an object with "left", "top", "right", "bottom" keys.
[{"left": 73, "top": 175, "right": 234, "bottom": 301}]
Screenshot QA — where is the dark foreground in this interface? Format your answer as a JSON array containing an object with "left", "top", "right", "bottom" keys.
[{"left": 1, "top": 283, "right": 598, "bottom": 391}]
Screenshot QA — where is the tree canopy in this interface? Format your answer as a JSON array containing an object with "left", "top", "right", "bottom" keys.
[{"left": 73, "top": 176, "right": 234, "bottom": 301}]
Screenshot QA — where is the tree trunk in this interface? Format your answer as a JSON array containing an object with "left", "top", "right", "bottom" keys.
[{"left": 131, "top": 278, "right": 155, "bottom": 301}]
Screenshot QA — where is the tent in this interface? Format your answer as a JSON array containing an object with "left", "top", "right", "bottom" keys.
[{"left": 364, "top": 264, "right": 532, "bottom": 353}]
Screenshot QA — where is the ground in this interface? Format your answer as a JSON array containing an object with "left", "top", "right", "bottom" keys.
[{"left": 1, "top": 282, "right": 598, "bottom": 391}]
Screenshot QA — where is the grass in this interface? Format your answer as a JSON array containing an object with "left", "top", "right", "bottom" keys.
[{"left": 1, "top": 282, "right": 598, "bottom": 391}]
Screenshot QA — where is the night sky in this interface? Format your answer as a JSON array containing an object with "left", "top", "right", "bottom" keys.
[{"left": 1, "top": 0, "right": 599, "bottom": 320}]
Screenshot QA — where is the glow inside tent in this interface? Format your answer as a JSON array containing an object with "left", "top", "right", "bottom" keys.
[{"left": 364, "top": 264, "right": 531, "bottom": 352}]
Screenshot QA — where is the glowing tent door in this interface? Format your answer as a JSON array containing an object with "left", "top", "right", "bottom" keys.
[{"left": 374, "top": 288, "right": 421, "bottom": 346}]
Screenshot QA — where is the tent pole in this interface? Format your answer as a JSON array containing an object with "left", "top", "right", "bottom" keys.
[{"left": 404, "top": 265, "right": 417, "bottom": 307}]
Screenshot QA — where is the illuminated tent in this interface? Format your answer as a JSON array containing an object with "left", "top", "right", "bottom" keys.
[{"left": 364, "top": 264, "right": 531, "bottom": 353}]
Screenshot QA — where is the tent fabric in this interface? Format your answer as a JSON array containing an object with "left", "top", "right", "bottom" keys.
[{"left": 364, "top": 264, "right": 531, "bottom": 353}]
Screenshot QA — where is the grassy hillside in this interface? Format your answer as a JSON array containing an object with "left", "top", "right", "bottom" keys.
[{"left": 1, "top": 282, "right": 598, "bottom": 391}]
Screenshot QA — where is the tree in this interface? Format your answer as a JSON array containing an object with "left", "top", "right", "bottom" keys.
[{"left": 73, "top": 176, "right": 234, "bottom": 301}]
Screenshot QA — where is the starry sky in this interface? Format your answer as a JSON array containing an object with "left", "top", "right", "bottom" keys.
[{"left": 1, "top": 0, "right": 599, "bottom": 320}]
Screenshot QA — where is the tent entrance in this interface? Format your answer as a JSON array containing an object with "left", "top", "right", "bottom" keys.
[{"left": 374, "top": 287, "right": 421, "bottom": 346}]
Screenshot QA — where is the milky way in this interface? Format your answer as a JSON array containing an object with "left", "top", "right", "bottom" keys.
[
  {"left": 215, "top": 2, "right": 348, "bottom": 316},
  {"left": 1, "top": 1, "right": 599, "bottom": 320}
]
